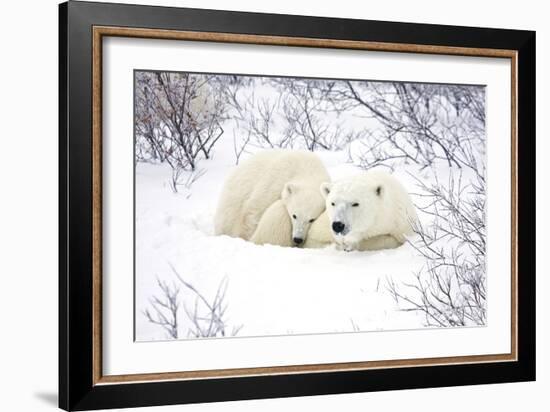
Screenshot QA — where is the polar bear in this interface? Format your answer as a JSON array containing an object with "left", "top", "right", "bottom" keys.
[
  {"left": 214, "top": 150, "right": 330, "bottom": 246},
  {"left": 304, "top": 171, "right": 418, "bottom": 251},
  {"left": 249, "top": 200, "right": 294, "bottom": 247}
]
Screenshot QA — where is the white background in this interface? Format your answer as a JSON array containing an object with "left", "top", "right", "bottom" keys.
[
  {"left": 103, "top": 37, "right": 511, "bottom": 375},
  {"left": 0, "top": 0, "right": 546, "bottom": 411}
]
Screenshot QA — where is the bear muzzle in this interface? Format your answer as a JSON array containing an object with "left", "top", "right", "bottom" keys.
[{"left": 332, "top": 221, "right": 346, "bottom": 234}]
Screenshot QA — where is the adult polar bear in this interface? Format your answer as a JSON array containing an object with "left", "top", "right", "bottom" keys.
[
  {"left": 214, "top": 150, "right": 330, "bottom": 246},
  {"left": 304, "top": 171, "right": 418, "bottom": 251}
]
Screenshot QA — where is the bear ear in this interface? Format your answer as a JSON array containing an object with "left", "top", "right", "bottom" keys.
[
  {"left": 282, "top": 182, "right": 295, "bottom": 200},
  {"left": 320, "top": 182, "right": 332, "bottom": 199},
  {"left": 375, "top": 185, "right": 383, "bottom": 197}
]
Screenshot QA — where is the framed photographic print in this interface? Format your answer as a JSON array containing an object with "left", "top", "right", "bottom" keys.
[{"left": 59, "top": 1, "right": 536, "bottom": 410}]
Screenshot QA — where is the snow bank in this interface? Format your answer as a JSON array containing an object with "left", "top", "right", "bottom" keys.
[{"left": 135, "top": 152, "right": 426, "bottom": 341}]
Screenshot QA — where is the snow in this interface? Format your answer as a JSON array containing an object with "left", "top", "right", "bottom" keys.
[
  {"left": 134, "top": 75, "right": 486, "bottom": 341},
  {"left": 135, "top": 145, "right": 427, "bottom": 341}
]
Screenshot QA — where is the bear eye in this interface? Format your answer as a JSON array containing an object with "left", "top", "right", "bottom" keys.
[
  {"left": 331, "top": 202, "right": 335, "bottom": 206},
  {"left": 352, "top": 203, "right": 359, "bottom": 207},
  {"left": 309, "top": 218, "right": 315, "bottom": 223},
  {"left": 292, "top": 214, "right": 297, "bottom": 219}
]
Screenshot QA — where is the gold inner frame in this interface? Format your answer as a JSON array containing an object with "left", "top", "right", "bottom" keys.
[{"left": 92, "top": 26, "right": 518, "bottom": 385}]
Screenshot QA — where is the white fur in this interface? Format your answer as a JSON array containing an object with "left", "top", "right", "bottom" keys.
[
  {"left": 214, "top": 150, "right": 330, "bottom": 246},
  {"left": 304, "top": 171, "right": 418, "bottom": 251},
  {"left": 250, "top": 200, "right": 294, "bottom": 247}
]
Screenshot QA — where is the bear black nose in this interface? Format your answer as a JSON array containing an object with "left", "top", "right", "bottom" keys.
[
  {"left": 332, "top": 221, "right": 345, "bottom": 233},
  {"left": 293, "top": 237, "right": 303, "bottom": 245}
]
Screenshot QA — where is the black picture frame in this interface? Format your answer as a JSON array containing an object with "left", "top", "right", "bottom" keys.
[{"left": 59, "top": 1, "right": 536, "bottom": 410}]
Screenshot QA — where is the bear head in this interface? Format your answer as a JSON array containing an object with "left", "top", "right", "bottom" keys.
[
  {"left": 320, "top": 177, "right": 384, "bottom": 250},
  {"left": 281, "top": 182, "right": 326, "bottom": 246}
]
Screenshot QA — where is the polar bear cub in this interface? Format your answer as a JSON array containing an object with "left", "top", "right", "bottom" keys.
[
  {"left": 214, "top": 150, "right": 330, "bottom": 246},
  {"left": 304, "top": 171, "right": 418, "bottom": 251}
]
